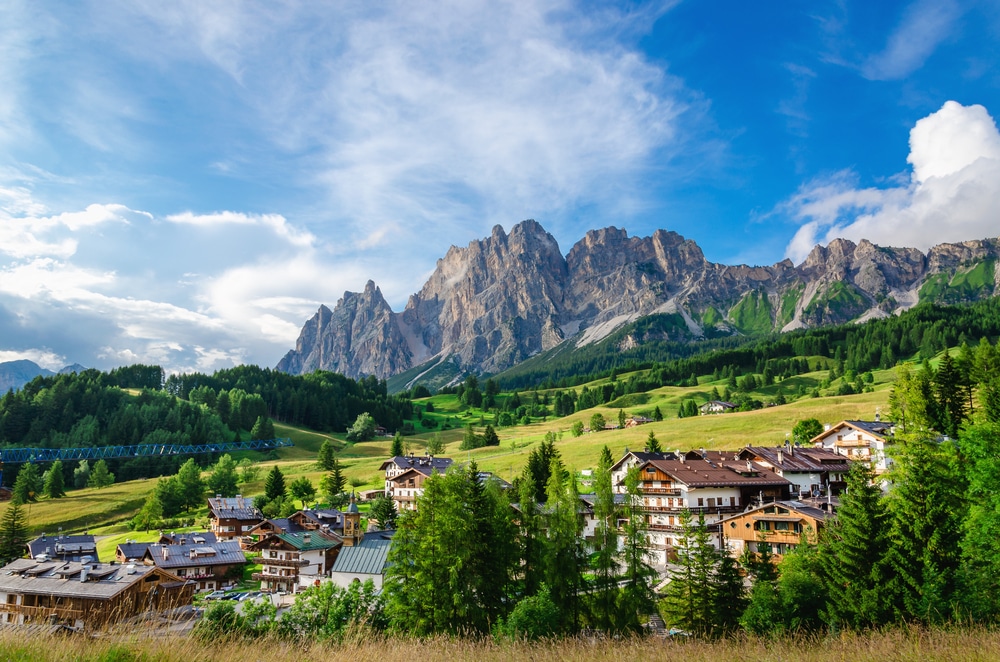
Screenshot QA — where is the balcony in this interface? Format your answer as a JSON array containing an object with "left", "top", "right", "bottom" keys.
[
  {"left": 0, "top": 604, "right": 85, "bottom": 620},
  {"left": 641, "top": 487, "right": 682, "bottom": 496},
  {"left": 250, "top": 556, "right": 308, "bottom": 568},
  {"left": 252, "top": 571, "right": 300, "bottom": 582}
]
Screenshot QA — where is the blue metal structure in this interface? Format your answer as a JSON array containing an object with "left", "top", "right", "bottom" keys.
[{"left": 0, "top": 437, "right": 294, "bottom": 465}]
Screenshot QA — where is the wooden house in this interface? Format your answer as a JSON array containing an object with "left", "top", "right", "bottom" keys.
[
  {"left": 718, "top": 500, "right": 832, "bottom": 562},
  {"left": 138, "top": 540, "right": 247, "bottom": 592},
  {"left": 207, "top": 495, "right": 263, "bottom": 543},
  {"left": 380, "top": 455, "right": 453, "bottom": 499},
  {"left": 27, "top": 533, "right": 99, "bottom": 563},
  {"left": 0, "top": 558, "right": 193, "bottom": 629},
  {"left": 248, "top": 530, "right": 343, "bottom": 594}
]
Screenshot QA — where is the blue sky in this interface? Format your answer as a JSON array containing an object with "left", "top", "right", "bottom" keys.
[{"left": 1, "top": 0, "right": 999, "bottom": 374}]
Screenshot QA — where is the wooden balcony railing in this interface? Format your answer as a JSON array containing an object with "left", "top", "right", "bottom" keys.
[{"left": 250, "top": 556, "right": 308, "bottom": 568}]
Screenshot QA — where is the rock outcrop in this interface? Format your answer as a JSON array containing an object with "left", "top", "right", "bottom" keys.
[{"left": 277, "top": 220, "right": 1000, "bottom": 382}]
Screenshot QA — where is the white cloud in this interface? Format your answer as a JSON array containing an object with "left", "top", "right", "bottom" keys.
[
  {"left": 166, "top": 211, "right": 316, "bottom": 247},
  {"left": 861, "top": 0, "right": 961, "bottom": 80},
  {"left": 784, "top": 101, "right": 1000, "bottom": 263}
]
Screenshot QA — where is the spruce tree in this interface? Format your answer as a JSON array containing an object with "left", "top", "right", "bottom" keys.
[
  {"left": 617, "top": 465, "right": 656, "bottom": 633},
  {"left": 12, "top": 463, "right": 40, "bottom": 504},
  {"left": 543, "top": 459, "right": 585, "bottom": 633},
  {"left": 590, "top": 445, "right": 620, "bottom": 632},
  {"left": 646, "top": 430, "right": 662, "bottom": 453},
  {"left": 177, "top": 458, "right": 206, "bottom": 511},
  {"left": 818, "top": 462, "right": 893, "bottom": 629},
  {"left": 43, "top": 459, "right": 66, "bottom": 499},
  {"left": 958, "top": 422, "right": 1000, "bottom": 618},
  {"left": 0, "top": 500, "right": 28, "bottom": 565},
  {"left": 317, "top": 439, "right": 335, "bottom": 471},
  {"left": 518, "top": 474, "right": 544, "bottom": 597},
  {"left": 87, "top": 459, "right": 114, "bottom": 489},
  {"left": 390, "top": 432, "right": 404, "bottom": 457},
  {"left": 263, "top": 465, "right": 287, "bottom": 502}
]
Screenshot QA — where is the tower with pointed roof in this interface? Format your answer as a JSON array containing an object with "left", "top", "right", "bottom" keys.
[{"left": 343, "top": 492, "right": 363, "bottom": 546}]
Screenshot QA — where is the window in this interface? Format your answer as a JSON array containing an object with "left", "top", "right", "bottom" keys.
[
  {"left": 774, "top": 521, "right": 790, "bottom": 531},
  {"left": 698, "top": 498, "right": 704, "bottom": 506}
]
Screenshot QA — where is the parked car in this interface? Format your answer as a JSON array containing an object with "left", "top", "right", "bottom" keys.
[{"left": 203, "top": 590, "right": 227, "bottom": 600}]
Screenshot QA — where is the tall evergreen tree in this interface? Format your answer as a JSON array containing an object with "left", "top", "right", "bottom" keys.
[
  {"left": 934, "top": 352, "right": 968, "bottom": 437},
  {"left": 390, "top": 432, "right": 404, "bottom": 457},
  {"left": 88, "top": 459, "right": 114, "bottom": 489},
  {"left": 617, "top": 465, "right": 656, "bottom": 633},
  {"left": 177, "top": 458, "right": 206, "bottom": 511},
  {"left": 957, "top": 422, "right": 1000, "bottom": 619},
  {"left": 12, "top": 463, "right": 41, "bottom": 504},
  {"left": 645, "top": 430, "right": 662, "bottom": 453},
  {"left": 207, "top": 454, "right": 239, "bottom": 498},
  {"left": 518, "top": 474, "right": 544, "bottom": 598},
  {"left": 818, "top": 462, "right": 893, "bottom": 629},
  {"left": 264, "top": 465, "right": 287, "bottom": 502},
  {"left": 543, "top": 458, "right": 585, "bottom": 633},
  {"left": 661, "top": 510, "right": 718, "bottom": 635},
  {"left": 42, "top": 459, "right": 66, "bottom": 499},
  {"left": 0, "top": 501, "right": 28, "bottom": 565},
  {"left": 885, "top": 435, "right": 966, "bottom": 623},
  {"left": 590, "top": 445, "right": 619, "bottom": 632},
  {"left": 317, "top": 439, "right": 336, "bottom": 471}
]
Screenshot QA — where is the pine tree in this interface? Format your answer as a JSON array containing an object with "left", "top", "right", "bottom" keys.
[
  {"left": 12, "top": 463, "right": 41, "bottom": 504},
  {"left": 518, "top": 474, "right": 544, "bottom": 598},
  {"left": 87, "top": 459, "right": 114, "bottom": 489},
  {"left": 177, "top": 458, "right": 206, "bottom": 511},
  {"left": 818, "top": 462, "right": 893, "bottom": 629},
  {"left": 264, "top": 465, "right": 287, "bottom": 502},
  {"left": 886, "top": 436, "right": 966, "bottom": 623},
  {"left": 617, "top": 465, "right": 656, "bottom": 633},
  {"left": 43, "top": 459, "right": 66, "bottom": 499},
  {"left": 653, "top": 405, "right": 663, "bottom": 421},
  {"left": 0, "top": 500, "right": 28, "bottom": 565},
  {"left": 317, "top": 439, "right": 335, "bottom": 471},
  {"left": 958, "top": 422, "right": 1000, "bottom": 618},
  {"left": 646, "top": 430, "right": 662, "bottom": 453},
  {"left": 590, "top": 445, "right": 620, "bottom": 632},
  {"left": 543, "top": 458, "right": 585, "bottom": 633},
  {"left": 661, "top": 510, "right": 718, "bottom": 635},
  {"left": 390, "top": 432, "right": 404, "bottom": 457},
  {"left": 369, "top": 493, "right": 398, "bottom": 529}
]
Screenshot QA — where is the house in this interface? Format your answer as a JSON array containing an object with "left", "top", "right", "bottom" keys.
[
  {"left": 380, "top": 455, "right": 453, "bottom": 497},
  {"left": 577, "top": 493, "right": 627, "bottom": 539},
  {"left": 0, "top": 558, "right": 193, "bottom": 629},
  {"left": 248, "top": 530, "right": 343, "bottom": 594},
  {"left": 624, "top": 416, "right": 654, "bottom": 428},
  {"left": 629, "top": 456, "right": 792, "bottom": 563},
  {"left": 247, "top": 509, "right": 346, "bottom": 541},
  {"left": 207, "top": 495, "right": 263, "bottom": 543},
  {"left": 610, "top": 449, "right": 678, "bottom": 495},
  {"left": 388, "top": 464, "right": 449, "bottom": 512},
  {"left": 699, "top": 401, "right": 736, "bottom": 415},
  {"left": 159, "top": 531, "right": 217, "bottom": 545},
  {"left": 328, "top": 530, "right": 395, "bottom": 590},
  {"left": 27, "top": 533, "right": 99, "bottom": 563},
  {"left": 737, "top": 445, "right": 851, "bottom": 497},
  {"left": 138, "top": 539, "right": 247, "bottom": 592},
  {"left": 115, "top": 532, "right": 219, "bottom": 563},
  {"left": 810, "top": 419, "right": 895, "bottom": 473},
  {"left": 718, "top": 500, "right": 833, "bottom": 562}
]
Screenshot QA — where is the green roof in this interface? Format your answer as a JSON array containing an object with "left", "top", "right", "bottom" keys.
[{"left": 276, "top": 531, "right": 340, "bottom": 551}]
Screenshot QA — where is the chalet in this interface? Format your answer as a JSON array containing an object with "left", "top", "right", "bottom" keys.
[
  {"left": 249, "top": 530, "right": 343, "bottom": 594},
  {"left": 810, "top": 419, "right": 895, "bottom": 474},
  {"left": 699, "top": 401, "right": 736, "bottom": 415},
  {"left": 139, "top": 539, "right": 247, "bottom": 592},
  {"left": 610, "top": 449, "right": 678, "bottom": 495},
  {"left": 380, "top": 455, "right": 453, "bottom": 497},
  {"left": 207, "top": 495, "right": 263, "bottom": 543},
  {"left": 247, "top": 508, "right": 346, "bottom": 540},
  {"left": 625, "top": 416, "right": 654, "bottom": 428},
  {"left": 115, "top": 532, "right": 219, "bottom": 563},
  {"left": 0, "top": 558, "right": 193, "bottom": 630},
  {"left": 577, "top": 493, "right": 627, "bottom": 539},
  {"left": 328, "top": 530, "right": 395, "bottom": 590},
  {"left": 388, "top": 466, "right": 446, "bottom": 512},
  {"left": 159, "top": 531, "right": 216, "bottom": 545},
  {"left": 719, "top": 500, "right": 833, "bottom": 562},
  {"left": 27, "top": 533, "right": 99, "bottom": 563},
  {"left": 737, "top": 445, "right": 851, "bottom": 497},
  {"left": 630, "top": 456, "right": 792, "bottom": 563}
]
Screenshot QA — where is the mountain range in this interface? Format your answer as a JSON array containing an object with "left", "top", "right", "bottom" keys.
[
  {"left": 276, "top": 220, "right": 1000, "bottom": 388},
  {"left": 0, "top": 360, "right": 87, "bottom": 394}
]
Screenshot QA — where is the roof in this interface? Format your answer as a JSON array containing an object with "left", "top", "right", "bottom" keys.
[
  {"left": 295, "top": 509, "right": 344, "bottom": 527},
  {"left": 638, "top": 458, "right": 792, "bottom": 488},
  {"left": 810, "top": 420, "right": 894, "bottom": 444},
  {"left": 700, "top": 400, "right": 736, "bottom": 409},
  {"left": 116, "top": 542, "right": 151, "bottom": 561},
  {"left": 27, "top": 534, "right": 98, "bottom": 562},
  {"left": 207, "top": 496, "right": 262, "bottom": 521},
  {"left": 159, "top": 531, "right": 217, "bottom": 545},
  {"left": 718, "top": 500, "right": 833, "bottom": 527},
  {"left": 142, "top": 541, "right": 246, "bottom": 569},
  {"left": 379, "top": 455, "right": 454, "bottom": 473},
  {"left": 0, "top": 558, "right": 183, "bottom": 600},
  {"left": 739, "top": 446, "right": 852, "bottom": 474},
  {"left": 610, "top": 450, "right": 678, "bottom": 473},
  {"left": 260, "top": 530, "right": 342, "bottom": 552},
  {"left": 330, "top": 532, "right": 395, "bottom": 576}
]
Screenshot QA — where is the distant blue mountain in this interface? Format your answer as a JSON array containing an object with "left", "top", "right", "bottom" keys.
[{"left": 0, "top": 360, "right": 86, "bottom": 393}]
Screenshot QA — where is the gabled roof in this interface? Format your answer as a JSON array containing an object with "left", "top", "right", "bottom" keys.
[
  {"left": 610, "top": 450, "right": 678, "bottom": 473},
  {"left": 0, "top": 558, "right": 185, "bottom": 600},
  {"left": 116, "top": 541, "right": 151, "bottom": 562},
  {"left": 738, "top": 446, "right": 851, "bottom": 473},
  {"left": 251, "top": 530, "right": 342, "bottom": 552},
  {"left": 27, "top": 534, "right": 98, "bottom": 562},
  {"left": 159, "top": 531, "right": 217, "bottom": 545},
  {"left": 330, "top": 531, "right": 395, "bottom": 576},
  {"left": 142, "top": 541, "right": 246, "bottom": 569},
  {"left": 809, "top": 420, "right": 894, "bottom": 444},
  {"left": 207, "top": 496, "right": 262, "bottom": 521},
  {"left": 379, "top": 455, "right": 454, "bottom": 473},
  {"left": 293, "top": 508, "right": 344, "bottom": 528},
  {"left": 718, "top": 500, "right": 834, "bottom": 527},
  {"left": 700, "top": 400, "right": 736, "bottom": 409},
  {"left": 638, "top": 458, "right": 792, "bottom": 488}
]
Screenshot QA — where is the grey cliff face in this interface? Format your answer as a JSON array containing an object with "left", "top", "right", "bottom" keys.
[{"left": 277, "top": 220, "right": 1000, "bottom": 382}]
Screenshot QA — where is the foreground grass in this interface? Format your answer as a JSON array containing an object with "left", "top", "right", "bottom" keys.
[{"left": 3, "top": 627, "right": 1000, "bottom": 662}]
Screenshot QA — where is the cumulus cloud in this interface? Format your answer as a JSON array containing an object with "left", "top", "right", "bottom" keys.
[{"left": 784, "top": 101, "right": 1000, "bottom": 263}]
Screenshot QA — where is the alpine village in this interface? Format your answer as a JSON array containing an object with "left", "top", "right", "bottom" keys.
[{"left": 0, "top": 221, "right": 998, "bottom": 662}]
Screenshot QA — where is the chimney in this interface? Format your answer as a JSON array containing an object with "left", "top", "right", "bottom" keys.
[
  {"left": 80, "top": 567, "right": 88, "bottom": 583},
  {"left": 777, "top": 450, "right": 783, "bottom": 465},
  {"left": 303, "top": 533, "right": 311, "bottom": 544},
  {"left": 875, "top": 409, "right": 881, "bottom": 422}
]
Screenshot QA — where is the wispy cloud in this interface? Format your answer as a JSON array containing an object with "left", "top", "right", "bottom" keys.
[
  {"left": 861, "top": 0, "right": 962, "bottom": 80},
  {"left": 783, "top": 101, "right": 1000, "bottom": 262}
]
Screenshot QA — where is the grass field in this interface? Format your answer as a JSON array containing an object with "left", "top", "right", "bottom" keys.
[
  {"left": 0, "top": 366, "right": 894, "bottom": 539},
  {"left": 2, "top": 627, "right": 1000, "bottom": 662}
]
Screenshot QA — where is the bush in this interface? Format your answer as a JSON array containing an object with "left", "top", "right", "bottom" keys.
[{"left": 494, "top": 584, "right": 560, "bottom": 640}]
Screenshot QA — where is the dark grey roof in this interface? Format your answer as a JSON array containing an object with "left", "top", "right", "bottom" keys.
[
  {"left": 159, "top": 531, "right": 217, "bottom": 545},
  {"left": 0, "top": 558, "right": 174, "bottom": 599},
  {"left": 27, "top": 534, "right": 98, "bottom": 562},
  {"left": 142, "top": 541, "right": 246, "bottom": 569},
  {"left": 379, "top": 456, "right": 454, "bottom": 474},
  {"left": 610, "top": 450, "right": 678, "bottom": 472},
  {"left": 330, "top": 533, "right": 395, "bottom": 576},
  {"left": 739, "top": 446, "right": 852, "bottom": 473},
  {"left": 844, "top": 420, "right": 894, "bottom": 437},
  {"left": 207, "top": 496, "right": 262, "bottom": 521},
  {"left": 116, "top": 542, "right": 151, "bottom": 561}
]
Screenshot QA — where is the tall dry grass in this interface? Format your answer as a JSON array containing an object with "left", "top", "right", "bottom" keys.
[{"left": 4, "top": 627, "right": 1000, "bottom": 662}]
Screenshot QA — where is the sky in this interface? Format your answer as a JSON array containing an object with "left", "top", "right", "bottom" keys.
[{"left": 1, "top": 0, "right": 999, "bottom": 375}]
